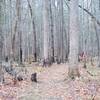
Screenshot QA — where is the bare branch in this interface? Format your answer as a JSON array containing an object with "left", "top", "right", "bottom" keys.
[{"left": 64, "top": 0, "right": 100, "bottom": 26}]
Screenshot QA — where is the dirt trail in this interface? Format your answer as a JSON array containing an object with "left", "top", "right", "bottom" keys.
[
  {"left": 17, "top": 63, "right": 100, "bottom": 100},
  {"left": 0, "top": 63, "right": 100, "bottom": 100},
  {"left": 18, "top": 64, "right": 69, "bottom": 100}
]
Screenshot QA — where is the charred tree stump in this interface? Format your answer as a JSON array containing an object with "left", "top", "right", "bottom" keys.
[{"left": 31, "top": 73, "right": 37, "bottom": 82}]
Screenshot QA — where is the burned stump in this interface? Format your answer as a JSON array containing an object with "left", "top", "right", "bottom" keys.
[{"left": 31, "top": 73, "right": 37, "bottom": 82}]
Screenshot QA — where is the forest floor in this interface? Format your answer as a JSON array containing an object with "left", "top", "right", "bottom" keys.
[{"left": 0, "top": 62, "right": 100, "bottom": 100}]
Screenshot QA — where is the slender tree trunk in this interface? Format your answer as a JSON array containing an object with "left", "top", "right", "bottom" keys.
[
  {"left": 52, "top": 0, "right": 58, "bottom": 62},
  {"left": 16, "top": 0, "right": 22, "bottom": 64},
  {"left": 11, "top": 0, "right": 21, "bottom": 62},
  {"left": 0, "top": 1, "right": 4, "bottom": 83},
  {"left": 59, "top": 0, "right": 64, "bottom": 62},
  {"left": 68, "top": 0, "right": 80, "bottom": 79},
  {"left": 93, "top": 19, "right": 100, "bottom": 67},
  {"left": 49, "top": 0, "right": 54, "bottom": 62},
  {"left": 27, "top": 0, "right": 37, "bottom": 62}
]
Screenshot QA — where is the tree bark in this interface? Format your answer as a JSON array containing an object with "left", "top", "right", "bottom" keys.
[
  {"left": 68, "top": 0, "right": 80, "bottom": 79},
  {"left": 43, "top": 0, "right": 50, "bottom": 61},
  {"left": 49, "top": 0, "right": 54, "bottom": 62},
  {"left": 27, "top": 0, "right": 37, "bottom": 62},
  {"left": 16, "top": 0, "right": 22, "bottom": 64},
  {"left": 0, "top": 1, "right": 4, "bottom": 83}
]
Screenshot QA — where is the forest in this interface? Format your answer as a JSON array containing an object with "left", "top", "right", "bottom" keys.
[{"left": 0, "top": 0, "right": 100, "bottom": 100}]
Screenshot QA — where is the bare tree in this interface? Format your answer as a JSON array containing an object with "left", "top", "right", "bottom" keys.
[
  {"left": 0, "top": 0, "right": 4, "bottom": 83},
  {"left": 43, "top": 0, "right": 50, "bottom": 62},
  {"left": 27, "top": 0, "right": 37, "bottom": 62},
  {"left": 11, "top": 0, "right": 22, "bottom": 63},
  {"left": 68, "top": 0, "right": 80, "bottom": 79},
  {"left": 16, "top": 0, "right": 22, "bottom": 64}
]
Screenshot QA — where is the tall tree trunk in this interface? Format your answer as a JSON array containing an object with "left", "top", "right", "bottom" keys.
[
  {"left": 43, "top": 0, "right": 49, "bottom": 61},
  {"left": 68, "top": 0, "right": 80, "bottom": 79},
  {"left": 59, "top": 0, "right": 64, "bottom": 62},
  {"left": 0, "top": 1, "right": 4, "bottom": 83},
  {"left": 52, "top": 0, "right": 58, "bottom": 62},
  {"left": 49, "top": 0, "right": 54, "bottom": 62},
  {"left": 27, "top": 0, "right": 37, "bottom": 62},
  {"left": 16, "top": 0, "right": 22, "bottom": 64}
]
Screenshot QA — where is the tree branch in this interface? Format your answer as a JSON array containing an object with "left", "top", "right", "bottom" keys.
[
  {"left": 78, "top": 5, "right": 100, "bottom": 26},
  {"left": 27, "top": 0, "right": 33, "bottom": 18},
  {"left": 64, "top": 0, "right": 100, "bottom": 26}
]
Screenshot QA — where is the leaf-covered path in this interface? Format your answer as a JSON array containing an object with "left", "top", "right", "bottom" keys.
[
  {"left": 0, "top": 63, "right": 100, "bottom": 100},
  {"left": 18, "top": 64, "right": 68, "bottom": 100},
  {"left": 18, "top": 63, "right": 100, "bottom": 100}
]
